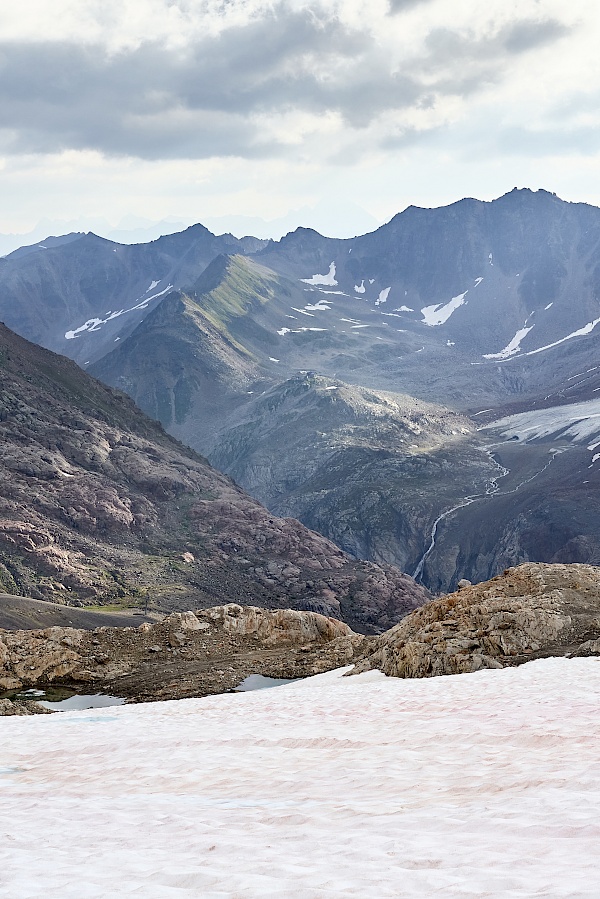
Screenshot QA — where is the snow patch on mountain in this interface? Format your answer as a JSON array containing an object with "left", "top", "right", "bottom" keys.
[
  {"left": 486, "top": 397, "right": 600, "bottom": 445},
  {"left": 483, "top": 325, "right": 534, "bottom": 360},
  {"left": 315, "top": 290, "right": 349, "bottom": 296},
  {"left": 421, "top": 291, "right": 468, "bottom": 327},
  {"left": 300, "top": 262, "right": 337, "bottom": 286},
  {"left": 375, "top": 287, "right": 391, "bottom": 306},
  {"left": 304, "top": 301, "right": 331, "bottom": 312},
  {"left": 278, "top": 327, "right": 327, "bottom": 335},
  {"left": 519, "top": 317, "right": 600, "bottom": 357},
  {"left": 65, "top": 284, "right": 173, "bottom": 340},
  {"left": 354, "top": 280, "right": 365, "bottom": 293}
]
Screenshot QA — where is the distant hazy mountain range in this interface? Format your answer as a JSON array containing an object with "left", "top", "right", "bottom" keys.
[
  {"left": 2, "top": 187, "right": 600, "bottom": 592},
  {"left": 0, "top": 201, "right": 380, "bottom": 257}
]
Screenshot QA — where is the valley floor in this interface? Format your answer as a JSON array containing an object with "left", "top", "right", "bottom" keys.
[{"left": 1, "top": 659, "right": 599, "bottom": 897}]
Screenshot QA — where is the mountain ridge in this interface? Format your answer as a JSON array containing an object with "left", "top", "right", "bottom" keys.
[{"left": 3, "top": 188, "right": 600, "bottom": 593}]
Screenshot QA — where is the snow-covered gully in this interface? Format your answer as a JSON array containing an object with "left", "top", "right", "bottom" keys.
[{"left": 1, "top": 659, "right": 599, "bottom": 897}]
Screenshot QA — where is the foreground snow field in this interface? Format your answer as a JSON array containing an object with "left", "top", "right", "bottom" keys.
[{"left": 1, "top": 659, "right": 599, "bottom": 898}]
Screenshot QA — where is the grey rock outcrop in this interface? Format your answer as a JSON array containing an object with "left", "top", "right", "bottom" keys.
[{"left": 353, "top": 562, "right": 600, "bottom": 678}]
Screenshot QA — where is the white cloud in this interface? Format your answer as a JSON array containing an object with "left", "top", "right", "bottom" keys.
[{"left": 0, "top": 0, "right": 598, "bottom": 235}]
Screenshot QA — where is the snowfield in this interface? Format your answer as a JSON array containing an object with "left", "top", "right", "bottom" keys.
[
  {"left": 1, "top": 658, "right": 599, "bottom": 898},
  {"left": 487, "top": 397, "right": 600, "bottom": 445}
]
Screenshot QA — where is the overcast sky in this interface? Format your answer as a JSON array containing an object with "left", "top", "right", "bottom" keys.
[{"left": 0, "top": 0, "right": 598, "bottom": 239}]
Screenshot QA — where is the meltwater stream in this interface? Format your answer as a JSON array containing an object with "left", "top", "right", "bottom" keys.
[{"left": 412, "top": 447, "right": 561, "bottom": 583}]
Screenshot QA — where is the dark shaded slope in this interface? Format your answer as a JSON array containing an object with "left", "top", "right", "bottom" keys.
[{"left": 0, "top": 594, "right": 148, "bottom": 631}]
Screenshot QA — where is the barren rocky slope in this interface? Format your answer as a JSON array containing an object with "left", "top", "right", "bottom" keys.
[
  {"left": 5, "top": 562, "right": 600, "bottom": 715},
  {"left": 206, "top": 372, "right": 498, "bottom": 574},
  {"left": 0, "top": 324, "right": 430, "bottom": 632},
  {"left": 354, "top": 562, "right": 600, "bottom": 677}
]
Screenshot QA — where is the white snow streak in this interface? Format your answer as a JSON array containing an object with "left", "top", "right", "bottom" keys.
[
  {"left": 65, "top": 285, "right": 173, "bottom": 339},
  {"left": 278, "top": 327, "right": 327, "bottom": 335},
  {"left": 375, "top": 287, "right": 391, "bottom": 306},
  {"left": 304, "top": 301, "right": 331, "bottom": 311},
  {"left": 519, "top": 317, "right": 600, "bottom": 357},
  {"left": 315, "top": 290, "right": 349, "bottom": 296},
  {"left": 354, "top": 280, "right": 365, "bottom": 293},
  {"left": 483, "top": 325, "right": 534, "bottom": 360}
]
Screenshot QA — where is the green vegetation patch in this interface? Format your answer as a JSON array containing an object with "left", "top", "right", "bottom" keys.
[{"left": 191, "top": 256, "right": 277, "bottom": 334}]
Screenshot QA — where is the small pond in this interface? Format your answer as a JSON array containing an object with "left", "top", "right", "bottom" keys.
[
  {"left": 234, "top": 674, "right": 299, "bottom": 692},
  {"left": 2, "top": 686, "right": 126, "bottom": 711}
]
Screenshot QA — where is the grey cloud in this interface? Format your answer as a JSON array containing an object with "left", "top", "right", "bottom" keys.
[
  {"left": 503, "top": 19, "right": 570, "bottom": 54},
  {"left": 496, "top": 124, "right": 600, "bottom": 156},
  {"left": 0, "top": 5, "right": 575, "bottom": 162},
  {"left": 422, "top": 18, "right": 571, "bottom": 67},
  {"left": 388, "top": 0, "right": 435, "bottom": 12}
]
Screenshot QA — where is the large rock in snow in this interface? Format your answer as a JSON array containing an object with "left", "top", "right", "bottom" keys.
[{"left": 353, "top": 562, "right": 600, "bottom": 678}]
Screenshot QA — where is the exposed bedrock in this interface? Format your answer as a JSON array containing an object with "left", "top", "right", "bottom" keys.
[
  {"left": 0, "top": 604, "right": 366, "bottom": 704},
  {"left": 353, "top": 563, "right": 600, "bottom": 678}
]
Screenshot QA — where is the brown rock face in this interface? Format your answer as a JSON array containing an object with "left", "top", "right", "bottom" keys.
[
  {"left": 353, "top": 563, "right": 600, "bottom": 678},
  {"left": 0, "top": 604, "right": 366, "bottom": 703},
  {"left": 0, "top": 323, "right": 430, "bottom": 632}
]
